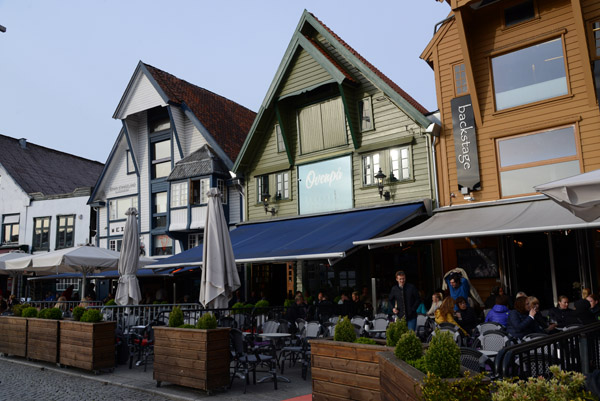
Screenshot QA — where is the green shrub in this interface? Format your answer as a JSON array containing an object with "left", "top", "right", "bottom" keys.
[
  {"left": 12, "top": 303, "right": 29, "bottom": 317},
  {"left": 22, "top": 307, "right": 38, "bottom": 318},
  {"left": 421, "top": 371, "right": 491, "bottom": 401},
  {"left": 424, "top": 330, "right": 460, "bottom": 378},
  {"left": 407, "top": 356, "right": 427, "bottom": 374},
  {"left": 283, "top": 299, "right": 294, "bottom": 309},
  {"left": 105, "top": 299, "right": 116, "bottom": 306},
  {"left": 38, "top": 308, "right": 50, "bottom": 319},
  {"left": 231, "top": 302, "right": 246, "bottom": 313},
  {"left": 492, "top": 366, "right": 595, "bottom": 401},
  {"left": 355, "top": 337, "right": 377, "bottom": 345},
  {"left": 178, "top": 324, "right": 196, "bottom": 329},
  {"left": 394, "top": 330, "right": 423, "bottom": 362},
  {"left": 45, "top": 308, "right": 63, "bottom": 320},
  {"left": 334, "top": 316, "right": 356, "bottom": 343},
  {"left": 244, "top": 303, "right": 254, "bottom": 311},
  {"left": 80, "top": 309, "right": 103, "bottom": 323},
  {"left": 196, "top": 312, "right": 217, "bottom": 330},
  {"left": 168, "top": 306, "right": 184, "bottom": 328},
  {"left": 254, "top": 299, "right": 269, "bottom": 314},
  {"left": 333, "top": 296, "right": 341, "bottom": 304},
  {"left": 72, "top": 306, "right": 86, "bottom": 321},
  {"left": 386, "top": 317, "right": 408, "bottom": 346}
]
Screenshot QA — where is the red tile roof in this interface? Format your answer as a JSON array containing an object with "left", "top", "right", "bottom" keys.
[
  {"left": 309, "top": 13, "right": 429, "bottom": 115},
  {"left": 143, "top": 63, "right": 256, "bottom": 163}
]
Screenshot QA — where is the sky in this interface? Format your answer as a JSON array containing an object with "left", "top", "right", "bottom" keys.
[{"left": 0, "top": 1, "right": 451, "bottom": 163}]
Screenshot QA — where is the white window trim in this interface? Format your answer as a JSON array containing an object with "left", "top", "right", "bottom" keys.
[
  {"left": 359, "top": 97, "right": 374, "bottom": 132},
  {"left": 390, "top": 145, "right": 412, "bottom": 181},
  {"left": 362, "top": 153, "right": 380, "bottom": 186},
  {"left": 275, "top": 171, "right": 290, "bottom": 200}
]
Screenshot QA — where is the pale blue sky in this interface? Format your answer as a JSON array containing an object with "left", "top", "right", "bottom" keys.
[{"left": 0, "top": 1, "right": 450, "bottom": 163}]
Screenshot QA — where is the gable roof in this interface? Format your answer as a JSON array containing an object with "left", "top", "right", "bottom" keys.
[
  {"left": 167, "top": 144, "right": 230, "bottom": 181},
  {"left": 0, "top": 134, "right": 104, "bottom": 197}
]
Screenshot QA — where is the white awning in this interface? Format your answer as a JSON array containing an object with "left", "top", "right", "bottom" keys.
[{"left": 354, "top": 198, "right": 600, "bottom": 246}]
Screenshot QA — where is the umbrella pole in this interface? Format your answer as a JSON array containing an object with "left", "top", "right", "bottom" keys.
[{"left": 81, "top": 272, "right": 87, "bottom": 300}]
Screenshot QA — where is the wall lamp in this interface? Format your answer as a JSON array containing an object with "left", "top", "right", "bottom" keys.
[
  {"left": 375, "top": 168, "right": 391, "bottom": 201},
  {"left": 262, "top": 193, "right": 277, "bottom": 216},
  {"left": 461, "top": 187, "right": 475, "bottom": 201}
]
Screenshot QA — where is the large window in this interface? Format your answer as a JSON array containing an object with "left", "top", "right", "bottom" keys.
[
  {"left": 256, "top": 175, "right": 269, "bottom": 204},
  {"left": 497, "top": 125, "right": 579, "bottom": 197},
  {"left": 56, "top": 215, "right": 75, "bottom": 249},
  {"left": 358, "top": 97, "right": 373, "bottom": 132},
  {"left": 109, "top": 196, "right": 135, "bottom": 221},
  {"left": 152, "top": 192, "right": 167, "bottom": 229},
  {"left": 153, "top": 235, "right": 173, "bottom": 256},
  {"left": 492, "top": 37, "right": 567, "bottom": 110},
  {"left": 298, "top": 97, "right": 347, "bottom": 154},
  {"left": 171, "top": 182, "right": 188, "bottom": 208},
  {"left": 2, "top": 214, "right": 19, "bottom": 244},
  {"left": 275, "top": 172, "right": 289, "bottom": 200},
  {"left": 362, "top": 153, "right": 380, "bottom": 186},
  {"left": 151, "top": 138, "right": 171, "bottom": 179},
  {"left": 191, "top": 178, "right": 210, "bottom": 205},
  {"left": 32, "top": 217, "right": 50, "bottom": 251},
  {"left": 390, "top": 146, "right": 411, "bottom": 181}
]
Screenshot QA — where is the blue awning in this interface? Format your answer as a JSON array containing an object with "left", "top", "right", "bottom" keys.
[
  {"left": 27, "top": 268, "right": 170, "bottom": 281},
  {"left": 149, "top": 202, "right": 424, "bottom": 269}
]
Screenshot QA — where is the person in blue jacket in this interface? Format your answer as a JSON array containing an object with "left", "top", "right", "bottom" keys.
[
  {"left": 485, "top": 294, "right": 510, "bottom": 327},
  {"left": 446, "top": 272, "right": 470, "bottom": 311},
  {"left": 506, "top": 296, "right": 542, "bottom": 340}
]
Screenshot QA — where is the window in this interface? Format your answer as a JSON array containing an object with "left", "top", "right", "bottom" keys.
[
  {"left": 191, "top": 178, "right": 210, "bottom": 205},
  {"left": 32, "top": 217, "right": 50, "bottom": 251},
  {"left": 126, "top": 150, "right": 135, "bottom": 174},
  {"left": 217, "top": 179, "right": 227, "bottom": 204},
  {"left": 56, "top": 215, "right": 75, "bottom": 249},
  {"left": 188, "top": 233, "right": 202, "bottom": 249},
  {"left": 362, "top": 153, "right": 380, "bottom": 186},
  {"left": 453, "top": 63, "right": 468, "bottom": 96},
  {"left": 56, "top": 278, "right": 79, "bottom": 292},
  {"left": 275, "top": 124, "right": 286, "bottom": 153},
  {"left": 256, "top": 175, "right": 269, "bottom": 203},
  {"left": 109, "top": 196, "right": 135, "bottom": 221},
  {"left": 497, "top": 125, "right": 579, "bottom": 196},
  {"left": 339, "top": 270, "right": 356, "bottom": 289},
  {"left": 275, "top": 172, "right": 289, "bottom": 200},
  {"left": 358, "top": 97, "right": 373, "bottom": 131},
  {"left": 390, "top": 147, "right": 411, "bottom": 181},
  {"left": 109, "top": 239, "right": 122, "bottom": 252},
  {"left": 505, "top": 0, "right": 535, "bottom": 28},
  {"left": 153, "top": 235, "right": 173, "bottom": 256},
  {"left": 171, "top": 182, "right": 188, "bottom": 208},
  {"left": 152, "top": 192, "right": 167, "bottom": 229},
  {"left": 148, "top": 106, "right": 171, "bottom": 133},
  {"left": 2, "top": 214, "right": 19, "bottom": 244},
  {"left": 151, "top": 138, "right": 171, "bottom": 179},
  {"left": 298, "top": 97, "right": 347, "bottom": 154},
  {"left": 492, "top": 37, "right": 568, "bottom": 110}
]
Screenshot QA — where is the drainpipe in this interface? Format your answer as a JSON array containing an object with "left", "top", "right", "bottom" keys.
[{"left": 425, "top": 122, "right": 441, "bottom": 209}]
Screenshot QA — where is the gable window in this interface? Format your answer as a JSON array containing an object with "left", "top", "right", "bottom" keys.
[
  {"left": 2, "top": 214, "right": 19, "bottom": 244},
  {"left": 298, "top": 97, "right": 347, "bottom": 154},
  {"left": 171, "top": 181, "right": 188, "bottom": 208},
  {"left": 153, "top": 234, "right": 173, "bottom": 256},
  {"left": 363, "top": 153, "right": 380, "bottom": 186},
  {"left": 56, "top": 215, "right": 75, "bottom": 249},
  {"left": 109, "top": 239, "right": 122, "bottom": 252},
  {"left": 275, "top": 172, "right": 290, "bottom": 200},
  {"left": 126, "top": 150, "right": 135, "bottom": 174},
  {"left": 32, "top": 217, "right": 51, "bottom": 251},
  {"left": 453, "top": 63, "right": 468, "bottom": 96},
  {"left": 492, "top": 37, "right": 568, "bottom": 110},
  {"left": 390, "top": 146, "right": 411, "bottom": 181},
  {"left": 256, "top": 175, "right": 269, "bottom": 203},
  {"left": 148, "top": 106, "right": 171, "bottom": 133},
  {"left": 217, "top": 179, "right": 227, "bottom": 204},
  {"left": 191, "top": 178, "right": 210, "bottom": 205},
  {"left": 497, "top": 125, "right": 579, "bottom": 197},
  {"left": 275, "top": 124, "right": 286, "bottom": 153},
  {"left": 151, "top": 138, "right": 172, "bottom": 179},
  {"left": 358, "top": 97, "right": 374, "bottom": 132},
  {"left": 189, "top": 233, "right": 202, "bottom": 249},
  {"left": 152, "top": 192, "right": 167, "bottom": 229},
  {"left": 109, "top": 196, "right": 135, "bottom": 221},
  {"left": 505, "top": 0, "right": 535, "bottom": 28}
]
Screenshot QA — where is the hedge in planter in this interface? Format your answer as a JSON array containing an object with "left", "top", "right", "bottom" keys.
[
  {"left": 154, "top": 312, "right": 230, "bottom": 392},
  {"left": 27, "top": 308, "right": 62, "bottom": 363}
]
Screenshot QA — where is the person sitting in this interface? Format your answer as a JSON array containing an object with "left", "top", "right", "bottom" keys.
[
  {"left": 588, "top": 294, "right": 600, "bottom": 321},
  {"left": 79, "top": 295, "right": 94, "bottom": 308},
  {"left": 435, "top": 297, "right": 467, "bottom": 336},
  {"left": 54, "top": 296, "right": 68, "bottom": 312},
  {"left": 573, "top": 298, "right": 596, "bottom": 325},
  {"left": 548, "top": 296, "right": 578, "bottom": 328},
  {"left": 315, "top": 292, "right": 335, "bottom": 322},
  {"left": 507, "top": 296, "right": 542, "bottom": 340},
  {"left": 455, "top": 296, "right": 478, "bottom": 336},
  {"left": 286, "top": 294, "right": 307, "bottom": 323},
  {"left": 485, "top": 294, "right": 510, "bottom": 327},
  {"left": 337, "top": 292, "right": 356, "bottom": 318},
  {"left": 527, "top": 296, "right": 557, "bottom": 333},
  {"left": 427, "top": 292, "right": 443, "bottom": 317}
]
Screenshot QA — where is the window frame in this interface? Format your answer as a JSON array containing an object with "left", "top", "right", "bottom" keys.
[
  {"left": 188, "top": 233, "right": 202, "bottom": 249},
  {"left": 2, "top": 214, "right": 19, "bottom": 244},
  {"left": 56, "top": 214, "right": 75, "bottom": 250},
  {"left": 152, "top": 191, "right": 168, "bottom": 230},
  {"left": 588, "top": 19, "right": 600, "bottom": 62},
  {"left": 217, "top": 179, "right": 228, "bottom": 204},
  {"left": 275, "top": 124, "right": 286, "bottom": 153},
  {"left": 170, "top": 181, "right": 188, "bottom": 209},
  {"left": 452, "top": 63, "right": 469, "bottom": 97},
  {"left": 190, "top": 178, "right": 211, "bottom": 205},
  {"left": 152, "top": 234, "right": 173, "bottom": 256},
  {"left": 32, "top": 216, "right": 51, "bottom": 251},
  {"left": 256, "top": 175, "right": 269, "bottom": 204},
  {"left": 362, "top": 152, "right": 381, "bottom": 187},
  {"left": 390, "top": 145, "right": 413, "bottom": 182},
  {"left": 358, "top": 96, "right": 374, "bottom": 132},
  {"left": 275, "top": 171, "right": 290, "bottom": 200},
  {"left": 150, "top": 137, "right": 172, "bottom": 180},
  {"left": 297, "top": 96, "right": 348, "bottom": 155},
  {"left": 108, "top": 196, "right": 136, "bottom": 221},
  {"left": 126, "top": 150, "right": 135, "bottom": 175},
  {"left": 109, "top": 238, "right": 122, "bottom": 252}
]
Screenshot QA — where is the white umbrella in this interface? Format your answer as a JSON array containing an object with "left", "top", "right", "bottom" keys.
[
  {"left": 535, "top": 169, "right": 600, "bottom": 222},
  {"left": 115, "top": 207, "right": 142, "bottom": 305},
  {"left": 199, "top": 188, "right": 240, "bottom": 309},
  {"left": 0, "top": 252, "right": 28, "bottom": 274}
]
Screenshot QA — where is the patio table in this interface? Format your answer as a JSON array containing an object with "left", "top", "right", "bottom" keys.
[{"left": 256, "top": 333, "right": 292, "bottom": 384}]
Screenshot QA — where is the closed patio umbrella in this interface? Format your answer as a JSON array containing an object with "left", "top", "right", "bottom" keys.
[
  {"left": 535, "top": 169, "right": 600, "bottom": 222},
  {"left": 199, "top": 188, "right": 240, "bottom": 309},
  {"left": 115, "top": 207, "right": 142, "bottom": 306}
]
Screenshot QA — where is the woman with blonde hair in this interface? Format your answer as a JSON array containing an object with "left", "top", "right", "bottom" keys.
[
  {"left": 54, "top": 296, "right": 68, "bottom": 312},
  {"left": 435, "top": 297, "right": 467, "bottom": 335},
  {"left": 427, "top": 292, "right": 443, "bottom": 317}
]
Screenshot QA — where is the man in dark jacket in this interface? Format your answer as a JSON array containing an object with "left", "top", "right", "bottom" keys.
[{"left": 389, "top": 270, "right": 421, "bottom": 331}]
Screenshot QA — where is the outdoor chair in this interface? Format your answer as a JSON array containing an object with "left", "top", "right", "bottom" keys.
[
  {"left": 328, "top": 316, "right": 340, "bottom": 324},
  {"left": 128, "top": 322, "right": 156, "bottom": 372},
  {"left": 473, "top": 329, "right": 512, "bottom": 353},
  {"left": 475, "top": 322, "right": 506, "bottom": 337},
  {"left": 218, "top": 316, "right": 237, "bottom": 328},
  {"left": 278, "top": 326, "right": 314, "bottom": 380},
  {"left": 305, "top": 321, "right": 323, "bottom": 338},
  {"left": 229, "top": 328, "right": 278, "bottom": 393},
  {"left": 522, "top": 332, "right": 548, "bottom": 341},
  {"left": 295, "top": 318, "right": 307, "bottom": 335},
  {"left": 374, "top": 313, "right": 389, "bottom": 319},
  {"left": 416, "top": 314, "right": 433, "bottom": 341},
  {"left": 459, "top": 347, "right": 495, "bottom": 375},
  {"left": 370, "top": 317, "right": 389, "bottom": 339},
  {"left": 428, "top": 326, "right": 463, "bottom": 346},
  {"left": 322, "top": 322, "right": 336, "bottom": 337}
]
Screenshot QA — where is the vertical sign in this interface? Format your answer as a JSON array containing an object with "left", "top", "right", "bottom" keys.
[
  {"left": 298, "top": 156, "right": 353, "bottom": 215},
  {"left": 451, "top": 95, "right": 481, "bottom": 191}
]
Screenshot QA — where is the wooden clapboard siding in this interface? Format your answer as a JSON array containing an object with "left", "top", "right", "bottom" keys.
[
  {"left": 153, "top": 327, "right": 230, "bottom": 391},
  {"left": 311, "top": 339, "right": 390, "bottom": 401},
  {"left": 118, "top": 72, "right": 166, "bottom": 119},
  {"left": 582, "top": 0, "right": 600, "bottom": 15},
  {"left": 59, "top": 320, "right": 115, "bottom": 371},
  {"left": 0, "top": 316, "right": 27, "bottom": 357},
  {"left": 279, "top": 48, "right": 332, "bottom": 97},
  {"left": 27, "top": 318, "right": 59, "bottom": 363}
]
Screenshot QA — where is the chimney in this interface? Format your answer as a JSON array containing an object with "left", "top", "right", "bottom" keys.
[{"left": 18, "top": 138, "right": 27, "bottom": 149}]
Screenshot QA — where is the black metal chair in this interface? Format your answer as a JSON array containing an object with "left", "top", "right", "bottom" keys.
[
  {"left": 128, "top": 321, "right": 161, "bottom": 372},
  {"left": 229, "top": 328, "right": 278, "bottom": 393},
  {"left": 459, "top": 347, "right": 495, "bottom": 376},
  {"left": 218, "top": 316, "right": 237, "bottom": 329}
]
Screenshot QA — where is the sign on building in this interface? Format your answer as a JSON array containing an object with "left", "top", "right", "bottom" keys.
[{"left": 298, "top": 155, "right": 353, "bottom": 215}]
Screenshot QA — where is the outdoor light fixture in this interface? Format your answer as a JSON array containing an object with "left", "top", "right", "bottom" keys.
[
  {"left": 461, "top": 187, "right": 475, "bottom": 201},
  {"left": 262, "top": 192, "right": 277, "bottom": 216},
  {"left": 375, "top": 168, "right": 391, "bottom": 201}
]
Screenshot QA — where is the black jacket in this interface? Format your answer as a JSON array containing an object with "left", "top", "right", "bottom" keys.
[{"left": 389, "top": 282, "right": 420, "bottom": 321}]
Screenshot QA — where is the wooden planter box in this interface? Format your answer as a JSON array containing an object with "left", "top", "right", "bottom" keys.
[
  {"left": 27, "top": 318, "right": 59, "bottom": 363},
  {"left": 59, "top": 320, "right": 115, "bottom": 372},
  {"left": 311, "top": 339, "right": 391, "bottom": 401},
  {"left": 154, "top": 327, "right": 230, "bottom": 392},
  {"left": 0, "top": 316, "right": 27, "bottom": 357}
]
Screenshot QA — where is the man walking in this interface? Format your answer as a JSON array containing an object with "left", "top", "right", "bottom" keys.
[{"left": 389, "top": 270, "right": 420, "bottom": 331}]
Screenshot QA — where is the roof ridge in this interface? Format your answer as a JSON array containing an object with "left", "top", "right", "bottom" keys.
[{"left": 0, "top": 134, "right": 104, "bottom": 165}]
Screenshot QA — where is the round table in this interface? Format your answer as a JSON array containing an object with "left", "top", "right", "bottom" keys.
[{"left": 255, "top": 333, "right": 292, "bottom": 383}]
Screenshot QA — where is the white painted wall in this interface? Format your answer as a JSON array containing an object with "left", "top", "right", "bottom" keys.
[
  {"left": 0, "top": 164, "right": 30, "bottom": 247},
  {"left": 117, "top": 72, "right": 166, "bottom": 119}
]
